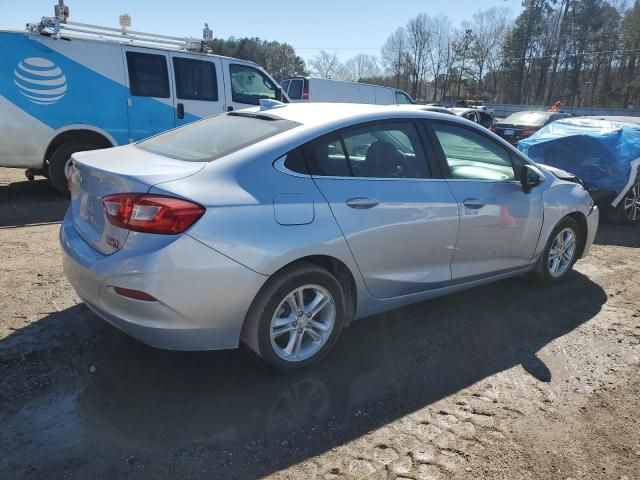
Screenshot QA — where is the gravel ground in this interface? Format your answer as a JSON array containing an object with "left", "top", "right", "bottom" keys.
[{"left": 1, "top": 167, "right": 639, "bottom": 480}]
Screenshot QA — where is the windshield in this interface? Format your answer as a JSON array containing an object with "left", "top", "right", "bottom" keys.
[
  {"left": 137, "top": 113, "right": 299, "bottom": 162},
  {"left": 503, "top": 111, "right": 551, "bottom": 126}
]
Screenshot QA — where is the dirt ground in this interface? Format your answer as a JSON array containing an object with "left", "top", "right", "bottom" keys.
[{"left": 1, "top": 166, "right": 639, "bottom": 480}]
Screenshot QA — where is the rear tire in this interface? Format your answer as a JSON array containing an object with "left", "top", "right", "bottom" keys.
[
  {"left": 532, "top": 217, "right": 581, "bottom": 284},
  {"left": 242, "top": 262, "right": 346, "bottom": 373},
  {"left": 48, "top": 141, "right": 105, "bottom": 195}
]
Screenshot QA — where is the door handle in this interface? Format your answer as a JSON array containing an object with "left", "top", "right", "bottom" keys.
[
  {"left": 463, "top": 198, "right": 485, "bottom": 209},
  {"left": 346, "top": 197, "right": 379, "bottom": 209},
  {"left": 227, "top": 106, "right": 234, "bottom": 112},
  {"left": 177, "top": 103, "right": 184, "bottom": 119}
]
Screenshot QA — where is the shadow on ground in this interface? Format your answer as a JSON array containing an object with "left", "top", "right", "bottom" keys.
[
  {"left": 0, "top": 177, "right": 67, "bottom": 228},
  {"left": 594, "top": 220, "right": 640, "bottom": 248},
  {"left": 0, "top": 270, "right": 606, "bottom": 479}
]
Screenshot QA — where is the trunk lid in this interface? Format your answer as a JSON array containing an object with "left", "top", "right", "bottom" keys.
[{"left": 69, "top": 145, "right": 205, "bottom": 255}]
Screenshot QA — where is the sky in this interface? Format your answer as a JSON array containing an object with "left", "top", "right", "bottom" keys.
[{"left": 0, "top": 0, "right": 520, "bottom": 63}]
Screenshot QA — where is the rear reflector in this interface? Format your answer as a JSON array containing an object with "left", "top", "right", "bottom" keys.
[
  {"left": 102, "top": 193, "right": 205, "bottom": 234},
  {"left": 113, "top": 287, "right": 157, "bottom": 302}
]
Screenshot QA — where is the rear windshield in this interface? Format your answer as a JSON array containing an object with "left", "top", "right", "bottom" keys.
[
  {"left": 136, "top": 113, "right": 299, "bottom": 162},
  {"left": 503, "top": 111, "right": 551, "bottom": 126}
]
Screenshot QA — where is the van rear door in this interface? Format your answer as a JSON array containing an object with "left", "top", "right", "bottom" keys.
[
  {"left": 169, "top": 53, "right": 224, "bottom": 126},
  {"left": 122, "top": 47, "right": 176, "bottom": 141}
]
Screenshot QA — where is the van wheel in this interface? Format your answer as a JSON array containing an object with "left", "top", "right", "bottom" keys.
[
  {"left": 242, "top": 262, "right": 346, "bottom": 373},
  {"left": 48, "top": 141, "right": 102, "bottom": 195},
  {"left": 532, "top": 217, "right": 581, "bottom": 284}
]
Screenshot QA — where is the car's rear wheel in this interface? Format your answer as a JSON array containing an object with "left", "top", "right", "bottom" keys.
[
  {"left": 242, "top": 262, "right": 346, "bottom": 372},
  {"left": 605, "top": 180, "right": 640, "bottom": 224},
  {"left": 533, "top": 217, "right": 581, "bottom": 284}
]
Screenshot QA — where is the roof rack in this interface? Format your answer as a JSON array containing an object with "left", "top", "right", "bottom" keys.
[{"left": 26, "top": 1, "right": 212, "bottom": 53}]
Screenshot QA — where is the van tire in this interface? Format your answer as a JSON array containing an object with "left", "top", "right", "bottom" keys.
[{"left": 48, "top": 141, "right": 103, "bottom": 195}]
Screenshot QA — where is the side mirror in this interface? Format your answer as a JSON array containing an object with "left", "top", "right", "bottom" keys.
[
  {"left": 275, "top": 85, "right": 283, "bottom": 102},
  {"left": 520, "top": 164, "right": 543, "bottom": 194}
]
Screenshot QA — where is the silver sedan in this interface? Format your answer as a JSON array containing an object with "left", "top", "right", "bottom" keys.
[{"left": 60, "top": 102, "right": 599, "bottom": 371}]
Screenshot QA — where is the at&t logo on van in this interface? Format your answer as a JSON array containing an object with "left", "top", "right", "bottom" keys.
[{"left": 14, "top": 57, "right": 67, "bottom": 105}]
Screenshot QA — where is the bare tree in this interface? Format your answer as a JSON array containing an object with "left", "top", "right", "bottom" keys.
[
  {"left": 309, "top": 50, "right": 341, "bottom": 79},
  {"left": 339, "top": 54, "right": 381, "bottom": 81},
  {"left": 464, "top": 7, "right": 510, "bottom": 96},
  {"left": 405, "top": 13, "right": 433, "bottom": 100},
  {"left": 381, "top": 27, "right": 408, "bottom": 88},
  {"left": 428, "top": 15, "right": 453, "bottom": 101}
]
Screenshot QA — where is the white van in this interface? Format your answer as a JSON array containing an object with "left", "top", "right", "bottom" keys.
[
  {"left": 0, "top": 4, "right": 286, "bottom": 193},
  {"left": 280, "top": 76, "right": 413, "bottom": 105}
]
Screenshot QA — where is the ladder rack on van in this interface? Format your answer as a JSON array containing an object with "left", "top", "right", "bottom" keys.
[{"left": 26, "top": 2, "right": 211, "bottom": 53}]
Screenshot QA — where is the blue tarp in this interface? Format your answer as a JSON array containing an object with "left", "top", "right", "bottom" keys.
[{"left": 519, "top": 117, "right": 640, "bottom": 205}]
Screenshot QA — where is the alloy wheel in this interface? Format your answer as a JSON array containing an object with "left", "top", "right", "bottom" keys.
[
  {"left": 623, "top": 182, "right": 640, "bottom": 222},
  {"left": 548, "top": 227, "right": 577, "bottom": 278},
  {"left": 270, "top": 284, "right": 336, "bottom": 362}
]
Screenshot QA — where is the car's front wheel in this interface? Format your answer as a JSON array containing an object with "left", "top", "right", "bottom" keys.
[
  {"left": 533, "top": 217, "right": 581, "bottom": 284},
  {"left": 242, "top": 262, "right": 346, "bottom": 372}
]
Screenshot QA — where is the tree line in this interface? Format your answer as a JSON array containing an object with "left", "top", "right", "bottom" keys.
[{"left": 205, "top": 0, "right": 640, "bottom": 109}]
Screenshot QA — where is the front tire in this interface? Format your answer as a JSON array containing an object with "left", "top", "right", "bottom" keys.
[
  {"left": 242, "top": 262, "right": 346, "bottom": 372},
  {"left": 532, "top": 217, "right": 581, "bottom": 284}
]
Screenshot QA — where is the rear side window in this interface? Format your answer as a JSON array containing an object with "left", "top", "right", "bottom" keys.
[
  {"left": 288, "top": 79, "right": 304, "bottom": 100},
  {"left": 126, "top": 52, "right": 170, "bottom": 98},
  {"left": 283, "top": 148, "right": 308, "bottom": 174},
  {"left": 229, "top": 64, "right": 277, "bottom": 105},
  {"left": 304, "top": 122, "right": 429, "bottom": 179},
  {"left": 137, "top": 113, "right": 299, "bottom": 162},
  {"left": 173, "top": 57, "right": 218, "bottom": 101}
]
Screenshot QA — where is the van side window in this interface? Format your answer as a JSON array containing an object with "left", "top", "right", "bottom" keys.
[
  {"left": 173, "top": 58, "right": 218, "bottom": 101},
  {"left": 126, "top": 52, "right": 170, "bottom": 98},
  {"left": 229, "top": 64, "right": 277, "bottom": 105},
  {"left": 395, "top": 91, "right": 412, "bottom": 104}
]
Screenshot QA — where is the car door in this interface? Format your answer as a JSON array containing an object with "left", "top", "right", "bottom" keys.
[
  {"left": 428, "top": 121, "right": 544, "bottom": 280},
  {"left": 222, "top": 61, "right": 280, "bottom": 111},
  {"left": 123, "top": 48, "right": 175, "bottom": 141},
  {"left": 169, "top": 53, "right": 224, "bottom": 126},
  {"left": 308, "top": 120, "right": 460, "bottom": 299}
]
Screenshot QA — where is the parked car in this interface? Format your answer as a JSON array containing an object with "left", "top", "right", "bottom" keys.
[
  {"left": 280, "top": 76, "right": 413, "bottom": 105},
  {"left": 450, "top": 107, "right": 495, "bottom": 129},
  {"left": 519, "top": 116, "right": 640, "bottom": 224},
  {"left": 491, "top": 111, "right": 571, "bottom": 145},
  {"left": 0, "top": 11, "right": 285, "bottom": 194},
  {"left": 61, "top": 102, "right": 599, "bottom": 371}
]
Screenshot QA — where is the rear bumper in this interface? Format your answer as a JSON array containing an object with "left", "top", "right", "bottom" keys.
[
  {"left": 60, "top": 211, "right": 267, "bottom": 350},
  {"left": 581, "top": 205, "right": 599, "bottom": 258}
]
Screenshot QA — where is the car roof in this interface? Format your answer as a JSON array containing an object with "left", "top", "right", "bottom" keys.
[{"left": 244, "top": 102, "right": 461, "bottom": 127}]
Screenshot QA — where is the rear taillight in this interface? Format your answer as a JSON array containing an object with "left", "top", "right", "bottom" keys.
[
  {"left": 520, "top": 128, "right": 537, "bottom": 138},
  {"left": 102, "top": 193, "right": 205, "bottom": 234},
  {"left": 302, "top": 83, "right": 309, "bottom": 100},
  {"left": 490, "top": 125, "right": 497, "bottom": 132}
]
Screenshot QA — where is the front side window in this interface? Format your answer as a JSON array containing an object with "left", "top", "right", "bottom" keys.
[
  {"left": 173, "top": 57, "right": 218, "bottom": 101},
  {"left": 305, "top": 122, "right": 429, "bottom": 179},
  {"left": 137, "top": 113, "right": 299, "bottom": 162},
  {"left": 288, "top": 79, "right": 304, "bottom": 100},
  {"left": 432, "top": 124, "right": 516, "bottom": 181},
  {"left": 126, "top": 52, "right": 170, "bottom": 98},
  {"left": 395, "top": 91, "right": 413, "bottom": 104},
  {"left": 230, "top": 64, "right": 277, "bottom": 105}
]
